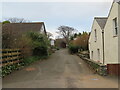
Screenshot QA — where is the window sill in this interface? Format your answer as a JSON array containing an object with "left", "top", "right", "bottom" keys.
[{"left": 113, "top": 35, "right": 118, "bottom": 38}]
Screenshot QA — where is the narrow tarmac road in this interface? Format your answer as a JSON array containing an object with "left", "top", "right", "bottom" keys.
[{"left": 3, "top": 49, "right": 118, "bottom": 88}]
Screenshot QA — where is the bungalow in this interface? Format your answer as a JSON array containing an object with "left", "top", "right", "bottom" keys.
[
  {"left": 89, "top": 1, "right": 120, "bottom": 75},
  {"left": 2, "top": 22, "right": 47, "bottom": 48}
]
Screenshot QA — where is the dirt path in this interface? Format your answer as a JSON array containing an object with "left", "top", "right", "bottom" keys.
[{"left": 3, "top": 49, "right": 118, "bottom": 88}]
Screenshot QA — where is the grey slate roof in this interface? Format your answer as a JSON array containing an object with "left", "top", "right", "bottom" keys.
[
  {"left": 114, "top": 0, "right": 120, "bottom": 4},
  {"left": 118, "top": 1, "right": 120, "bottom": 4},
  {"left": 95, "top": 17, "right": 108, "bottom": 30}
]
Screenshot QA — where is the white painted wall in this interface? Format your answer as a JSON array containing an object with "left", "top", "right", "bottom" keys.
[
  {"left": 104, "top": 2, "right": 119, "bottom": 64},
  {"left": 118, "top": 3, "right": 120, "bottom": 65},
  {"left": 89, "top": 19, "right": 104, "bottom": 64},
  {"left": 40, "top": 25, "right": 44, "bottom": 34},
  {"left": 51, "top": 40, "right": 55, "bottom": 46},
  {"left": 0, "top": 24, "right": 1, "bottom": 49}
]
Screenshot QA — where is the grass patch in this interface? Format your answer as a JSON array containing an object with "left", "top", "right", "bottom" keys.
[{"left": 23, "top": 56, "right": 48, "bottom": 65}]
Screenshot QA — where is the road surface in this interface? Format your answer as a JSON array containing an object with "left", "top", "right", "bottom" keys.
[{"left": 3, "top": 49, "right": 118, "bottom": 88}]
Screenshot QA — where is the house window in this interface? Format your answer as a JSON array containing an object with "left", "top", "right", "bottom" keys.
[
  {"left": 94, "top": 29, "right": 97, "bottom": 42},
  {"left": 91, "top": 51, "right": 93, "bottom": 60},
  {"left": 113, "top": 18, "right": 118, "bottom": 36},
  {"left": 97, "top": 49, "right": 100, "bottom": 61}
]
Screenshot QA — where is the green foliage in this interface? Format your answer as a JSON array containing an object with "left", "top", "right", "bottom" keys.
[
  {"left": 23, "top": 56, "right": 48, "bottom": 65},
  {"left": 70, "top": 33, "right": 78, "bottom": 40},
  {"left": 70, "top": 36, "right": 74, "bottom": 40},
  {"left": 82, "top": 31, "right": 88, "bottom": 35},
  {"left": 69, "top": 31, "right": 89, "bottom": 51},
  {"left": 2, "top": 21, "right": 10, "bottom": 24},
  {"left": 78, "top": 32, "right": 82, "bottom": 36},
  {"left": 56, "top": 47, "right": 60, "bottom": 50},
  {"left": 26, "top": 31, "right": 50, "bottom": 56},
  {"left": 68, "top": 44, "right": 79, "bottom": 54},
  {"left": 1, "top": 56, "right": 48, "bottom": 77},
  {"left": 85, "top": 60, "right": 107, "bottom": 76},
  {"left": 1, "top": 62, "right": 24, "bottom": 77},
  {"left": 70, "top": 31, "right": 89, "bottom": 40},
  {"left": 74, "top": 33, "right": 77, "bottom": 38},
  {"left": 27, "top": 32, "right": 50, "bottom": 48},
  {"left": 33, "top": 46, "right": 48, "bottom": 56}
]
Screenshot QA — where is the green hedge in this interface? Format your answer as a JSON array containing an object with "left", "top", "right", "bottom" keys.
[
  {"left": 23, "top": 56, "right": 48, "bottom": 65},
  {"left": 68, "top": 45, "right": 79, "bottom": 54}
]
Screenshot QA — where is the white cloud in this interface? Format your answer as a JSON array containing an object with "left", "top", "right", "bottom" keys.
[
  {"left": 46, "top": 27, "right": 59, "bottom": 39},
  {"left": 1, "top": 2, "right": 113, "bottom": 38}
]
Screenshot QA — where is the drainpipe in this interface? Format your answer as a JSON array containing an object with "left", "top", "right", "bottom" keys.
[{"left": 102, "top": 30, "right": 105, "bottom": 64}]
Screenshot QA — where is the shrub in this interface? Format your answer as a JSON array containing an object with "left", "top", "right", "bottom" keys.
[
  {"left": 68, "top": 45, "right": 79, "bottom": 54},
  {"left": 69, "top": 32, "right": 89, "bottom": 51},
  {"left": 56, "top": 47, "right": 60, "bottom": 50},
  {"left": 26, "top": 31, "right": 50, "bottom": 56},
  {"left": 33, "top": 46, "right": 48, "bottom": 56},
  {"left": 2, "top": 21, "right": 10, "bottom": 24},
  {"left": 23, "top": 56, "right": 48, "bottom": 65},
  {"left": 23, "top": 56, "right": 40, "bottom": 65}
]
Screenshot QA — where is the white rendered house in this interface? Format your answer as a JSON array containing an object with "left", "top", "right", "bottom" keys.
[
  {"left": 89, "top": 1, "right": 120, "bottom": 65},
  {"left": 104, "top": 1, "right": 120, "bottom": 65},
  {"left": 89, "top": 17, "right": 107, "bottom": 64}
]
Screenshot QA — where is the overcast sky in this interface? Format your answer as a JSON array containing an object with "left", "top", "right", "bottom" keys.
[{"left": 0, "top": 0, "right": 113, "bottom": 38}]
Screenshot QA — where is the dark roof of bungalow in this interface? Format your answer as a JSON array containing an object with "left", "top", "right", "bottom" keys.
[
  {"left": 114, "top": 0, "right": 120, "bottom": 3},
  {"left": 94, "top": 17, "right": 108, "bottom": 30},
  {"left": 2, "top": 22, "right": 46, "bottom": 37}
]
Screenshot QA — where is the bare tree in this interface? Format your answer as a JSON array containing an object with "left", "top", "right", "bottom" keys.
[
  {"left": 57, "top": 26, "right": 77, "bottom": 44},
  {"left": 5, "top": 17, "right": 27, "bottom": 23},
  {"left": 46, "top": 32, "right": 53, "bottom": 39}
]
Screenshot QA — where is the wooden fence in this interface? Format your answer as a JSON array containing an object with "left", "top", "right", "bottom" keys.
[{"left": 0, "top": 49, "right": 23, "bottom": 67}]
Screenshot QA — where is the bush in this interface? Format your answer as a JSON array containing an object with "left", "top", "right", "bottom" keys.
[
  {"left": 2, "top": 21, "right": 10, "bottom": 24},
  {"left": 23, "top": 56, "right": 48, "bottom": 65},
  {"left": 23, "top": 56, "right": 42, "bottom": 65},
  {"left": 33, "top": 46, "right": 48, "bottom": 56},
  {"left": 26, "top": 32, "right": 50, "bottom": 56},
  {"left": 68, "top": 45, "right": 79, "bottom": 54},
  {"left": 56, "top": 47, "right": 60, "bottom": 50}
]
